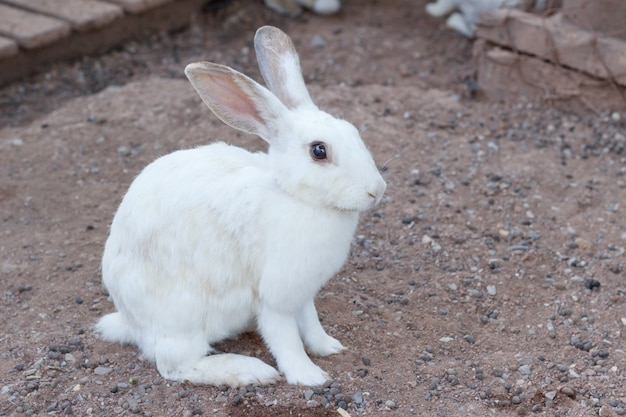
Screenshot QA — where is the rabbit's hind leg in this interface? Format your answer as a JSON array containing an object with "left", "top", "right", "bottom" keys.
[
  {"left": 426, "top": 0, "right": 459, "bottom": 17},
  {"left": 446, "top": 12, "right": 475, "bottom": 37},
  {"left": 95, "top": 312, "right": 136, "bottom": 345},
  {"left": 154, "top": 336, "right": 280, "bottom": 387}
]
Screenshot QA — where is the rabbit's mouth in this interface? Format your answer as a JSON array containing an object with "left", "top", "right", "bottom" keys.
[
  {"left": 367, "top": 192, "right": 382, "bottom": 208},
  {"left": 364, "top": 193, "right": 384, "bottom": 211}
]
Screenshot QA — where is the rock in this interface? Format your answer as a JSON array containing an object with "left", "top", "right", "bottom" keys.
[
  {"left": 401, "top": 215, "right": 415, "bottom": 224},
  {"left": 584, "top": 278, "right": 601, "bottom": 290},
  {"left": 574, "top": 237, "right": 592, "bottom": 250},
  {"left": 560, "top": 386, "right": 575, "bottom": 398},
  {"left": 94, "top": 366, "right": 112, "bottom": 375},
  {"left": 599, "top": 405, "right": 614, "bottom": 417},
  {"left": 352, "top": 392, "right": 364, "bottom": 404},
  {"left": 311, "top": 34, "right": 325, "bottom": 48},
  {"left": 519, "top": 365, "right": 531, "bottom": 376},
  {"left": 488, "top": 258, "right": 500, "bottom": 270},
  {"left": 303, "top": 390, "right": 314, "bottom": 401}
]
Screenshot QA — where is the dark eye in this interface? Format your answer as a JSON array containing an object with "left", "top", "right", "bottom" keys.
[{"left": 310, "top": 142, "right": 328, "bottom": 161}]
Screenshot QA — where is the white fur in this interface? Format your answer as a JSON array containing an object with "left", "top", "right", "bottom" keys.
[
  {"left": 95, "top": 26, "right": 386, "bottom": 387},
  {"left": 309, "top": 0, "right": 341, "bottom": 14},
  {"left": 263, "top": 0, "right": 341, "bottom": 16},
  {"left": 426, "top": 0, "right": 523, "bottom": 37}
]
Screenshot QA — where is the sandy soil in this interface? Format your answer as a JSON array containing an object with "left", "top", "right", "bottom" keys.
[{"left": 1, "top": 1, "right": 625, "bottom": 416}]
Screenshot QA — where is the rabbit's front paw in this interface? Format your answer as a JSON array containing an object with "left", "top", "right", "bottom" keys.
[
  {"left": 305, "top": 334, "right": 345, "bottom": 357},
  {"left": 283, "top": 361, "right": 330, "bottom": 386}
]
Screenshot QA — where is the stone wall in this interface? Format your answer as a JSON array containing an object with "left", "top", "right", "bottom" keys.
[{"left": 474, "top": 0, "right": 626, "bottom": 114}]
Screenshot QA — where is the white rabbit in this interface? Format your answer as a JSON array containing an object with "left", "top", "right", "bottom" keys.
[
  {"left": 95, "top": 25, "right": 386, "bottom": 387},
  {"left": 264, "top": 0, "right": 341, "bottom": 16},
  {"left": 425, "top": 0, "right": 528, "bottom": 37}
]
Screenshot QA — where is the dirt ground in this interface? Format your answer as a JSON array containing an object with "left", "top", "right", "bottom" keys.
[{"left": 1, "top": 1, "right": 625, "bottom": 416}]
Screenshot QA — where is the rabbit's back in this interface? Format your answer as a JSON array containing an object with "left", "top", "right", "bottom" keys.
[{"left": 101, "top": 143, "right": 272, "bottom": 353}]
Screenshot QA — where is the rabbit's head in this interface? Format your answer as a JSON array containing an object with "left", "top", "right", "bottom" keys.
[{"left": 185, "top": 26, "right": 386, "bottom": 212}]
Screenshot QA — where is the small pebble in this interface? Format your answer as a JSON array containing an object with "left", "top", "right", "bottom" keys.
[
  {"left": 385, "top": 400, "right": 397, "bottom": 409},
  {"left": 401, "top": 215, "right": 415, "bottom": 224},
  {"left": 545, "top": 391, "right": 557, "bottom": 400},
  {"left": 352, "top": 392, "right": 364, "bottom": 404},
  {"left": 584, "top": 278, "right": 601, "bottom": 290},
  {"left": 311, "top": 34, "right": 325, "bottom": 48},
  {"left": 488, "top": 259, "right": 500, "bottom": 270},
  {"left": 94, "top": 366, "right": 112, "bottom": 376},
  {"left": 519, "top": 365, "right": 531, "bottom": 376},
  {"left": 560, "top": 386, "right": 575, "bottom": 398}
]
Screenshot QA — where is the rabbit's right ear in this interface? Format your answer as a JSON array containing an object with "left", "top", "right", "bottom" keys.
[
  {"left": 254, "top": 26, "right": 315, "bottom": 110},
  {"left": 185, "top": 62, "right": 287, "bottom": 141}
]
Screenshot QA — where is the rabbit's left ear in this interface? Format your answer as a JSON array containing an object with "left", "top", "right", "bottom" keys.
[
  {"left": 254, "top": 26, "right": 315, "bottom": 110},
  {"left": 185, "top": 62, "right": 286, "bottom": 142}
]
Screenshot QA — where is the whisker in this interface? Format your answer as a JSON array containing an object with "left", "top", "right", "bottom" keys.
[{"left": 378, "top": 155, "right": 397, "bottom": 173}]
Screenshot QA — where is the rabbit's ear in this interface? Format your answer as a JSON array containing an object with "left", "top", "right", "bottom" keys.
[
  {"left": 185, "top": 62, "right": 286, "bottom": 141},
  {"left": 254, "top": 26, "right": 314, "bottom": 110}
]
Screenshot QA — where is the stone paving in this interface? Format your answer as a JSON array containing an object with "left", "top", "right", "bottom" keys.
[{"left": 0, "top": 0, "right": 206, "bottom": 86}]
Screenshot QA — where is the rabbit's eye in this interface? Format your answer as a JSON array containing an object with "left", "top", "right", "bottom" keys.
[{"left": 310, "top": 143, "right": 328, "bottom": 161}]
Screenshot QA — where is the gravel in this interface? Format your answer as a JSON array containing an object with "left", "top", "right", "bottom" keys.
[{"left": 2, "top": 2, "right": 626, "bottom": 416}]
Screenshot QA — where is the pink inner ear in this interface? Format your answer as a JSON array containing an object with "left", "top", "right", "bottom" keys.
[{"left": 209, "top": 74, "right": 264, "bottom": 126}]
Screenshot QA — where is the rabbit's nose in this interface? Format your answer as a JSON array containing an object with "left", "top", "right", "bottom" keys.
[{"left": 367, "top": 181, "right": 386, "bottom": 206}]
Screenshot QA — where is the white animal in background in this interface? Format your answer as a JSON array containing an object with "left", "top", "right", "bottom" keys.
[
  {"left": 426, "top": 0, "right": 537, "bottom": 37},
  {"left": 264, "top": 0, "right": 341, "bottom": 16},
  {"left": 95, "top": 26, "right": 386, "bottom": 387}
]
